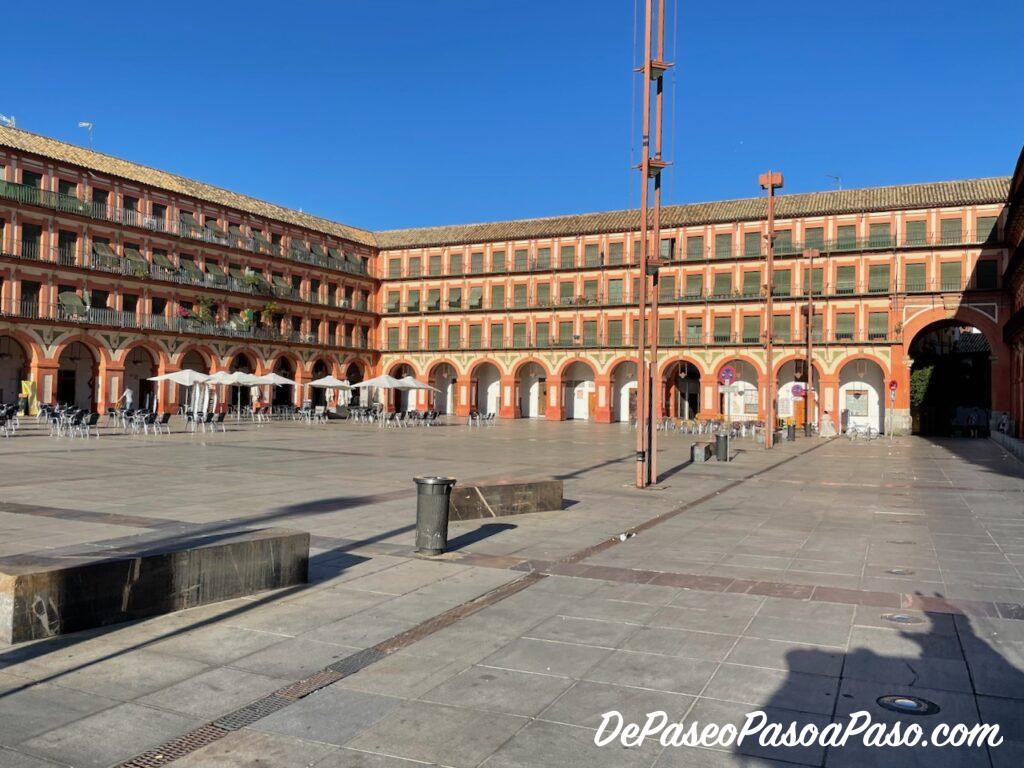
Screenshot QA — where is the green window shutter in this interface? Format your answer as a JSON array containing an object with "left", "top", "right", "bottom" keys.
[
  {"left": 659, "top": 238, "right": 675, "bottom": 260},
  {"left": 685, "top": 318, "right": 702, "bottom": 342},
  {"left": 742, "top": 315, "right": 760, "bottom": 343},
  {"left": 686, "top": 236, "right": 704, "bottom": 260},
  {"left": 469, "top": 325, "right": 482, "bottom": 348},
  {"left": 803, "top": 267, "right": 823, "bottom": 294},
  {"left": 632, "top": 318, "right": 641, "bottom": 345},
  {"left": 513, "top": 323, "right": 527, "bottom": 346},
  {"left": 804, "top": 227, "right": 824, "bottom": 251},
  {"left": 583, "top": 320, "right": 598, "bottom": 345},
  {"left": 608, "top": 279, "right": 624, "bottom": 303},
  {"left": 905, "top": 220, "right": 927, "bottom": 246},
  {"left": 492, "top": 251, "right": 506, "bottom": 272},
  {"left": 744, "top": 231, "right": 761, "bottom": 257},
  {"left": 607, "top": 320, "right": 623, "bottom": 345},
  {"left": 713, "top": 272, "right": 732, "bottom": 296},
  {"left": 713, "top": 316, "right": 732, "bottom": 341},
  {"left": 975, "top": 260, "right": 998, "bottom": 289},
  {"left": 388, "top": 259, "right": 401, "bottom": 278},
  {"left": 448, "top": 324, "right": 461, "bottom": 348},
  {"left": 471, "top": 252, "right": 484, "bottom": 273},
  {"left": 406, "top": 326, "right": 420, "bottom": 350},
  {"left": 868, "top": 312, "right": 888, "bottom": 339},
  {"left": 490, "top": 323, "right": 504, "bottom": 348},
  {"left": 774, "top": 230, "right": 793, "bottom": 255},
  {"left": 468, "top": 286, "right": 483, "bottom": 308},
  {"left": 940, "top": 218, "right": 963, "bottom": 245},
  {"left": 658, "top": 274, "right": 676, "bottom": 301},
  {"left": 685, "top": 274, "right": 703, "bottom": 298},
  {"left": 868, "top": 264, "right": 890, "bottom": 293},
  {"left": 408, "top": 258, "right": 421, "bottom": 277},
  {"left": 426, "top": 289, "right": 441, "bottom": 310},
  {"left": 904, "top": 262, "right": 926, "bottom": 291},
  {"left": 513, "top": 284, "right": 527, "bottom": 307},
  {"left": 772, "top": 268, "right": 791, "bottom": 296},
  {"left": 742, "top": 271, "right": 761, "bottom": 297},
  {"left": 450, "top": 253, "right": 463, "bottom": 274},
  {"left": 448, "top": 287, "right": 462, "bottom": 308},
  {"left": 429, "top": 254, "right": 441, "bottom": 275},
  {"left": 836, "top": 313, "right": 855, "bottom": 340},
  {"left": 387, "top": 327, "right": 400, "bottom": 350},
  {"left": 976, "top": 216, "right": 997, "bottom": 243},
  {"left": 836, "top": 225, "right": 856, "bottom": 250},
  {"left": 811, "top": 313, "right": 823, "bottom": 341},
  {"left": 773, "top": 314, "right": 791, "bottom": 342},
  {"left": 836, "top": 266, "right": 856, "bottom": 294},
  {"left": 559, "top": 281, "right": 575, "bottom": 303},
  {"left": 491, "top": 285, "right": 505, "bottom": 309},
  {"left": 940, "top": 261, "right": 962, "bottom": 290},
  {"left": 537, "top": 283, "right": 551, "bottom": 306},
  {"left": 714, "top": 233, "right": 732, "bottom": 258},
  {"left": 514, "top": 249, "right": 529, "bottom": 270},
  {"left": 386, "top": 291, "right": 400, "bottom": 312},
  {"left": 536, "top": 247, "right": 551, "bottom": 269},
  {"left": 584, "top": 280, "right": 599, "bottom": 301},
  {"left": 427, "top": 325, "right": 440, "bottom": 350},
  {"left": 868, "top": 223, "right": 892, "bottom": 248},
  {"left": 558, "top": 321, "right": 573, "bottom": 344},
  {"left": 585, "top": 244, "right": 600, "bottom": 266},
  {"left": 407, "top": 289, "right": 420, "bottom": 311},
  {"left": 607, "top": 242, "right": 623, "bottom": 265},
  {"left": 658, "top": 317, "right": 675, "bottom": 344},
  {"left": 559, "top": 245, "right": 575, "bottom": 268},
  {"left": 536, "top": 322, "right": 549, "bottom": 347}
]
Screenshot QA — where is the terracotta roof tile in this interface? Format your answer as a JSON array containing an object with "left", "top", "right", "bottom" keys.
[{"left": 0, "top": 126, "right": 376, "bottom": 247}]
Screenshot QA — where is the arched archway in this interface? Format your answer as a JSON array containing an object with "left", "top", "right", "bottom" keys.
[
  {"left": 470, "top": 362, "right": 501, "bottom": 416},
  {"left": 57, "top": 341, "right": 99, "bottom": 409},
  {"left": 908, "top": 321, "right": 992, "bottom": 436},
  {"left": 0, "top": 335, "right": 30, "bottom": 406},
  {"left": 610, "top": 360, "right": 637, "bottom": 423},
  {"left": 229, "top": 352, "right": 256, "bottom": 409},
  {"left": 123, "top": 346, "right": 159, "bottom": 410},
  {"left": 717, "top": 358, "right": 759, "bottom": 422},
  {"left": 775, "top": 358, "right": 824, "bottom": 428},
  {"left": 838, "top": 357, "right": 886, "bottom": 434},
  {"left": 388, "top": 362, "right": 417, "bottom": 412},
  {"left": 428, "top": 362, "right": 459, "bottom": 415},
  {"left": 181, "top": 349, "right": 211, "bottom": 374},
  {"left": 662, "top": 359, "right": 702, "bottom": 419},
  {"left": 309, "top": 359, "right": 331, "bottom": 407},
  {"left": 561, "top": 360, "right": 596, "bottom": 420},
  {"left": 345, "top": 361, "right": 365, "bottom": 407},
  {"left": 272, "top": 356, "right": 297, "bottom": 407},
  {"left": 514, "top": 360, "right": 548, "bottom": 419}
]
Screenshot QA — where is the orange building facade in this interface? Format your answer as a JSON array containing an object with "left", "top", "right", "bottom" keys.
[{"left": 0, "top": 125, "right": 1019, "bottom": 436}]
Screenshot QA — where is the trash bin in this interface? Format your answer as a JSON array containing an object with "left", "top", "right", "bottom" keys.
[
  {"left": 774, "top": 428, "right": 786, "bottom": 445},
  {"left": 414, "top": 476, "right": 457, "bottom": 555},
  {"left": 787, "top": 424, "right": 796, "bottom": 441},
  {"left": 716, "top": 433, "right": 730, "bottom": 462}
]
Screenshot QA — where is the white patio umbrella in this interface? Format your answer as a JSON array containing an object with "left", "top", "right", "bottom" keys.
[
  {"left": 207, "top": 371, "right": 260, "bottom": 419},
  {"left": 310, "top": 375, "right": 353, "bottom": 408},
  {"left": 353, "top": 374, "right": 404, "bottom": 411},
  {"left": 253, "top": 372, "right": 297, "bottom": 408},
  {"left": 148, "top": 369, "right": 210, "bottom": 415},
  {"left": 397, "top": 375, "right": 439, "bottom": 392}
]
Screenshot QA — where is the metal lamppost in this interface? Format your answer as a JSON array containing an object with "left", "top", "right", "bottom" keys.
[
  {"left": 803, "top": 248, "right": 819, "bottom": 436},
  {"left": 760, "top": 171, "right": 783, "bottom": 449},
  {"left": 634, "top": 0, "right": 671, "bottom": 488}
]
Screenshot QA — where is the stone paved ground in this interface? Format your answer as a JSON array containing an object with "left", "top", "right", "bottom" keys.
[{"left": 0, "top": 417, "right": 1023, "bottom": 767}]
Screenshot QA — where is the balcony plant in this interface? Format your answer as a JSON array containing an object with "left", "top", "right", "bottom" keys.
[
  {"left": 260, "top": 301, "right": 280, "bottom": 326},
  {"left": 192, "top": 296, "right": 214, "bottom": 324}
]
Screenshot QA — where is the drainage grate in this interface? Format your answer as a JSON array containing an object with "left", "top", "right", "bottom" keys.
[
  {"left": 327, "top": 647, "right": 387, "bottom": 676},
  {"left": 877, "top": 694, "right": 940, "bottom": 715},
  {"left": 115, "top": 724, "right": 228, "bottom": 767},
  {"left": 276, "top": 669, "right": 345, "bottom": 699},
  {"left": 881, "top": 612, "right": 926, "bottom": 625},
  {"left": 213, "top": 695, "right": 293, "bottom": 731}
]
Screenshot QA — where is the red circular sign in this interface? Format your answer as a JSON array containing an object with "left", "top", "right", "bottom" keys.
[
  {"left": 719, "top": 365, "right": 737, "bottom": 385},
  {"left": 792, "top": 383, "right": 806, "bottom": 397},
  {"left": 889, "top": 379, "right": 898, "bottom": 391}
]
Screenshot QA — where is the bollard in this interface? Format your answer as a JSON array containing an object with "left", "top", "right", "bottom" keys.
[
  {"left": 414, "top": 476, "right": 457, "bottom": 555},
  {"left": 716, "top": 433, "right": 730, "bottom": 462},
  {"left": 787, "top": 424, "right": 796, "bottom": 441}
]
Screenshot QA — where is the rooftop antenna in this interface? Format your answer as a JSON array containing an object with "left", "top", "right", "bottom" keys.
[
  {"left": 0, "top": 114, "right": 15, "bottom": 129},
  {"left": 77, "top": 121, "right": 94, "bottom": 148},
  {"left": 826, "top": 174, "right": 842, "bottom": 190}
]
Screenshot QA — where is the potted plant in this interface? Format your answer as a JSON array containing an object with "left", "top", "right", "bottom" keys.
[
  {"left": 242, "top": 268, "right": 260, "bottom": 288},
  {"left": 260, "top": 301, "right": 279, "bottom": 326},
  {"left": 193, "top": 296, "right": 214, "bottom": 324}
]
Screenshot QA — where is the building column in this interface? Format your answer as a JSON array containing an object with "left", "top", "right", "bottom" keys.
[
  {"left": 30, "top": 359, "right": 58, "bottom": 411},
  {"left": 499, "top": 375, "right": 517, "bottom": 419},
  {"left": 455, "top": 379, "right": 471, "bottom": 417},
  {"left": 593, "top": 374, "right": 612, "bottom": 423},
  {"left": 293, "top": 369, "right": 310, "bottom": 408},
  {"left": 698, "top": 374, "right": 719, "bottom": 419},
  {"left": 159, "top": 361, "right": 180, "bottom": 414},
  {"left": 818, "top": 373, "right": 841, "bottom": 434},
  {"left": 545, "top": 375, "right": 564, "bottom": 421},
  {"left": 100, "top": 361, "right": 124, "bottom": 414}
]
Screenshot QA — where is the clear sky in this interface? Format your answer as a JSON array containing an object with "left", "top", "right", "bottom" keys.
[{"left": 6, "top": 0, "right": 1022, "bottom": 231}]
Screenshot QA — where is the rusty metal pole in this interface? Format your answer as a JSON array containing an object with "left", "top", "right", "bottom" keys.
[
  {"left": 648, "top": 0, "right": 667, "bottom": 482},
  {"left": 759, "top": 172, "right": 783, "bottom": 449},
  {"left": 804, "top": 247, "right": 818, "bottom": 436},
  {"left": 635, "top": 0, "right": 654, "bottom": 488}
]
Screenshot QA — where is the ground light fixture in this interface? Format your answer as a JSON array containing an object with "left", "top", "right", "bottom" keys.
[
  {"left": 876, "top": 695, "right": 941, "bottom": 716},
  {"left": 880, "top": 613, "right": 927, "bottom": 626}
]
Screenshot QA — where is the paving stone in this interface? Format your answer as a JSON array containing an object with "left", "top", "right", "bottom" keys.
[
  {"left": 422, "top": 665, "right": 574, "bottom": 716},
  {"left": 253, "top": 687, "right": 400, "bottom": 746},
  {"left": 481, "top": 637, "right": 611, "bottom": 678},
  {"left": 137, "top": 666, "right": 289, "bottom": 719},
  {"left": 173, "top": 729, "right": 338, "bottom": 767}
]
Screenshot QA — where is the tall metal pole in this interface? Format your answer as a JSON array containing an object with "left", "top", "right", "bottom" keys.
[
  {"left": 804, "top": 248, "right": 818, "bottom": 436},
  {"left": 759, "top": 172, "right": 783, "bottom": 449},
  {"left": 635, "top": 0, "right": 671, "bottom": 487}
]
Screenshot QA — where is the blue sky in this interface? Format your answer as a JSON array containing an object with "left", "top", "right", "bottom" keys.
[{"left": 6, "top": 0, "right": 1022, "bottom": 231}]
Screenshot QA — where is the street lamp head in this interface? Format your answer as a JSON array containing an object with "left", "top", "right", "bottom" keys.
[{"left": 759, "top": 171, "right": 784, "bottom": 190}]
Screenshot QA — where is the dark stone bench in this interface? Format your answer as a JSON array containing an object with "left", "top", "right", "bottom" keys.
[
  {"left": 0, "top": 527, "right": 309, "bottom": 644},
  {"left": 449, "top": 479, "right": 563, "bottom": 521},
  {"left": 691, "top": 441, "right": 714, "bottom": 463}
]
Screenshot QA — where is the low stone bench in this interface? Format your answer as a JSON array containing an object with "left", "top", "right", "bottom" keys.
[
  {"left": 0, "top": 527, "right": 309, "bottom": 644},
  {"left": 449, "top": 478, "right": 563, "bottom": 521},
  {"left": 691, "top": 441, "right": 714, "bottom": 463}
]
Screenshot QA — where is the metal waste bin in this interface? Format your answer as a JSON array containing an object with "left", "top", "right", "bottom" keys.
[
  {"left": 787, "top": 424, "right": 796, "bottom": 441},
  {"left": 716, "top": 433, "right": 730, "bottom": 462},
  {"left": 414, "top": 476, "right": 457, "bottom": 555}
]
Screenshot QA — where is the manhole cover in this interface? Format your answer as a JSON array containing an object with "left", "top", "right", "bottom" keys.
[
  {"left": 876, "top": 695, "right": 940, "bottom": 715},
  {"left": 881, "top": 613, "right": 926, "bottom": 625},
  {"left": 886, "top": 568, "right": 915, "bottom": 576}
]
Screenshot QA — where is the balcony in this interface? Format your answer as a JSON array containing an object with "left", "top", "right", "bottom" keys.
[{"left": 0, "top": 180, "right": 372, "bottom": 278}]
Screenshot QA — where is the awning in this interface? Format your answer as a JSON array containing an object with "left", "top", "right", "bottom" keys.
[
  {"left": 123, "top": 246, "right": 147, "bottom": 266},
  {"left": 205, "top": 220, "right": 225, "bottom": 237},
  {"left": 468, "top": 286, "right": 483, "bottom": 307},
  {"left": 228, "top": 266, "right": 246, "bottom": 280},
  {"left": 327, "top": 247, "right": 343, "bottom": 260},
  {"left": 152, "top": 251, "right": 176, "bottom": 271},
  {"left": 251, "top": 230, "right": 271, "bottom": 248},
  {"left": 272, "top": 275, "right": 291, "bottom": 289},
  {"left": 179, "top": 259, "right": 203, "bottom": 280},
  {"left": 310, "top": 243, "right": 326, "bottom": 258},
  {"left": 179, "top": 212, "right": 200, "bottom": 230},
  {"left": 58, "top": 291, "right": 88, "bottom": 317}
]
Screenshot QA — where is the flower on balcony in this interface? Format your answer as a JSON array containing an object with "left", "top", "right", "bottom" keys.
[{"left": 174, "top": 305, "right": 190, "bottom": 318}]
